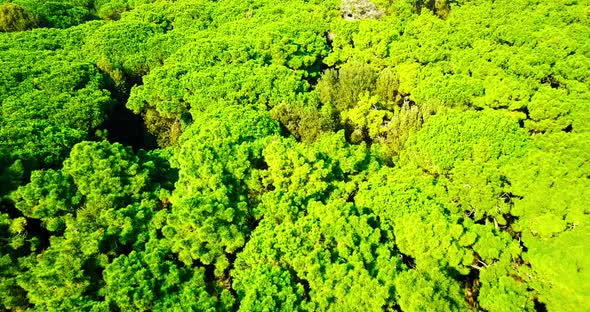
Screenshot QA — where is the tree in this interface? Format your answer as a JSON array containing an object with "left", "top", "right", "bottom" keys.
[
  {"left": 11, "top": 141, "right": 178, "bottom": 310},
  {"left": 0, "top": 3, "right": 36, "bottom": 32},
  {"left": 164, "top": 106, "right": 280, "bottom": 274}
]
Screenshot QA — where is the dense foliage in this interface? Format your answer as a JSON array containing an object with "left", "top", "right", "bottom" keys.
[{"left": 0, "top": 0, "right": 588, "bottom": 310}]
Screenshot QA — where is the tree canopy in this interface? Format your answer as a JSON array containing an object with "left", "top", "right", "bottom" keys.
[{"left": 0, "top": 0, "right": 588, "bottom": 310}]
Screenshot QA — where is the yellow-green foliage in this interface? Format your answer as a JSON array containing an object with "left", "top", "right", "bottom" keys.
[{"left": 0, "top": 3, "right": 36, "bottom": 32}]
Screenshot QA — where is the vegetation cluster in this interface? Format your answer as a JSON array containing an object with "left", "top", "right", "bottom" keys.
[{"left": 0, "top": 0, "right": 589, "bottom": 310}]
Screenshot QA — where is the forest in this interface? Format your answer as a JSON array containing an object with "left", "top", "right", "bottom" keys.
[{"left": 0, "top": 0, "right": 588, "bottom": 310}]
